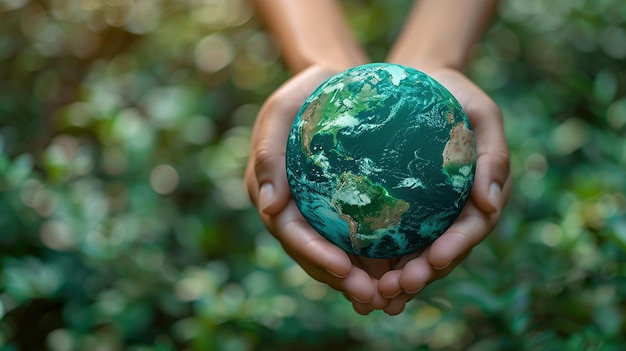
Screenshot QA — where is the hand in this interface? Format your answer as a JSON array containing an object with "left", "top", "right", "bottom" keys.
[
  {"left": 375, "top": 68, "right": 512, "bottom": 315},
  {"left": 245, "top": 64, "right": 391, "bottom": 313}
]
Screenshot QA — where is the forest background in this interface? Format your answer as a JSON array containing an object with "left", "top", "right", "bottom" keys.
[{"left": 0, "top": 0, "right": 625, "bottom": 350}]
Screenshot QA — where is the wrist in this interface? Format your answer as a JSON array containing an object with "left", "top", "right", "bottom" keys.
[
  {"left": 254, "top": 0, "right": 368, "bottom": 74},
  {"left": 385, "top": 0, "right": 498, "bottom": 74},
  {"left": 386, "top": 56, "right": 459, "bottom": 75},
  {"left": 295, "top": 49, "right": 368, "bottom": 73}
]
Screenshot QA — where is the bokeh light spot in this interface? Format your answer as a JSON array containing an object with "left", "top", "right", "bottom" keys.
[
  {"left": 142, "top": 87, "right": 189, "bottom": 129},
  {"left": 194, "top": 33, "right": 233, "bottom": 73},
  {"left": 539, "top": 221, "right": 564, "bottom": 247},
  {"left": 520, "top": 174, "right": 546, "bottom": 200},
  {"left": 103, "top": 0, "right": 134, "bottom": 27},
  {"left": 600, "top": 26, "right": 626, "bottom": 59},
  {"left": 70, "top": 28, "right": 101, "bottom": 58},
  {"left": 246, "top": 32, "right": 280, "bottom": 66},
  {"left": 607, "top": 97, "right": 626, "bottom": 129},
  {"left": 430, "top": 321, "right": 466, "bottom": 348},
  {"left": 593, "top": 69, "right": 618, "bottom": 103},
  {"left": 46, "top": 329, "right": 74, "bottom": 351},
  {"left": 272, "top": 295, "right": 298, "bottom": 317},
  {"left": 413, "top": 305, "right": 442, "bottom": 329},
  {"left": 101, "top": 148, "right": 128, "bottom": 175},
  {"left": 232, "top": 62, "right": 268, "bottom": 90},
  {"left": 126, "top": 1, "right": 161, "bottom": 34},
  {"left": 242, "top": 271, "right": 271, "bottom": 296},
  {"left": 33, "top": 187, "right": 58, "bottom": 217},
  {"left": 149, "top": 164, "right": 179, "bottom": 195},
  {"left": 40, "top": 220, "right": 75, "bottom": 251},
  {"left": 550, "top": 118, "right": 588, "bottom": 155},
  {"left": 79, "top": 0, "right": 101, "bottom": 11},
  {"left": 1, "top": 0, "right": 27, "bottom": 11},
  {"left": 20, "top": 178, "right": 43, "bottom": 207},
  {"left": 181, "top": 115, "right": 215, "bottom": 145},
  {"left": 302, "top": 281, "right": 327, "bottom": 301},
  {"left": 525, "top": 152, "right": 548, "bottom": 179},
  {"left": 192, "top": 0, "right": 252, "bottom": 28},
  {"left": 135, "top": 245, "right": 164, "bottom": 271}
]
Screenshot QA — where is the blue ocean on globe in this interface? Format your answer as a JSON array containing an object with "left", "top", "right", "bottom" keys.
[{"left": 286, "top": 63, "right": 476, "bottom": 258}]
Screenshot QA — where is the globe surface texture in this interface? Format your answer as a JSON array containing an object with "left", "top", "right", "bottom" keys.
[{"left": 286, "top": 63, "right": 476, "bottom": 258}]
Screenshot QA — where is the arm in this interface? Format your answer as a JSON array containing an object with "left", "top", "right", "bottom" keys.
[
  {"left": 387, "top": 0, "right": 499, "bottom": 71},
  {"left": 377, "top": 0, "right": 511, "bottom": 315},
  {"left": 246, "top": 2, "right": 380, "bottom": 313},
  {"left": 253, "top": 0, "right": 368, "bottom": 72}
]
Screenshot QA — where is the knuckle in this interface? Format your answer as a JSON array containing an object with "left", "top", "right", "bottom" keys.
[
  {"left": 480, "top": 150, "right": 511, "bottom": 177},
  {"left": 484, "top": 99, "right": 503, "bottom": 117},
  {"left": 262, "top": 90, "right": 295, "bottom": 116},
  {"left": 252, "top": 142, "right": 285, "bottom": 173},
  {"left": 467, "top": 98, "right": 503, "bottom": 124},
  {"left": 496, "top": 150, "right": 511, "bottom": 174},
  {"left": 261, "top": 94, "right": 283, "bottom": 114}
]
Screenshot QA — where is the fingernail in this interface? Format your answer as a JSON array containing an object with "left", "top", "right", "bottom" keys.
[
  {"left": 383, "top": 290, "right": 403, "bottom": 299},
  {"left": 405, "top": 284, "right": 426, "bottom": 295},
  {"left": 487, "top": 182, "right": 501, "bottom": 213},
  {"left": 352, "top": 296, "right": 369, "bottom": 304},
  {"left": 327, "top": 269, "right": 349, "bottom": 279},
  {"left": 259, "top": 183, "right": 274, "bottom": 213},
  {"left": 434, "top": 261, "right": 452, "bottom": 271}
]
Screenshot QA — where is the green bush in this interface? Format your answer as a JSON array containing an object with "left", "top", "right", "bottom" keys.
[{"left": 0, "top": 0, "right": 625, "bottom": 350}]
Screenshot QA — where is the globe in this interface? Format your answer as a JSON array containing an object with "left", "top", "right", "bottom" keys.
[{"left": 285, "top": 63, "right": 476, "bottom": 258}]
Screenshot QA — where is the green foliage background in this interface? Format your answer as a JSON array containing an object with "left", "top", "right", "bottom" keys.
[{"left": 1, "top": 0, "right": 625, "bottom": 350}]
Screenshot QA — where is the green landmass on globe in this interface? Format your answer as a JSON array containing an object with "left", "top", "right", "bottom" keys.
[{"left": 286, "top": 63, "right": 476, "bottom": 258}]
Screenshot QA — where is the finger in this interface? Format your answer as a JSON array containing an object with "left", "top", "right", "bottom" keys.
[
  {"left": 383, "top": 256, "right": 462, "bottom": 316},
  {"left": 273, "top": 202, "right": 354, "bottom": 279},
  {"left": 383, "top": 293, "right": 415, "bottom": 316},
  {"left": 350, "top": 257, "right": 391, "bottom": 309},
  {"left": 427, "top": 201, "right": 490, "bottom": 270},
  {"left": 434, "top": 70, "right": 510, "bottom": 215},
  {"left": 248, "top": 66, "right": 334, "bottom": 215},
  {"left": 378, "top": 269, "right": 403, "bottom": 299},
  {"left": 384, "top": 256, "right": 462, "bottom": 316},
  {"left": 343, "top": 292, "right": 376, "bottom": 315},
  {"left": 299, "top": 250, "right": 377, "bottom": 304},
  {"left": 376, "top": 249, "right": 422, "bottom": 298},
  {"left": 339, "top": 267, "right": 377, "bottom": 303},
  {"left": 248, "top": 99, "right": 298, "bottom": 214},
  {"left": 350, "top": 298, "right": 374, "bottom": 315},
  {"left": 465, "top": 96, "right": 510, "bottom": 215},
  {"left": 299, "top": 258, "right": 375, "bottom": 304},
  {"left": 270, "top": 201, "right": 359, "bottom": 285},
  {"left": 430, "top": 249, "right": 471, "bottom": 279},
  {"left": 368, "top": 281, "right": 390, "bottom": 310},
  {"left": 472, "top": 152, "right": 510, "bottom": 215},
  {"left": 399, "top": 255, "right": 433, "bottom": 294}
]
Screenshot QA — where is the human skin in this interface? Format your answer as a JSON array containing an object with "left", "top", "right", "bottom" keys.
[
  {"left": 245, "top": 0, "right": 511, "bottom": 315},
  {"left": 250, "top": 0, "right": 368, "bottom": 73},
  {"left": 246, "top": 0, "right": 387, "bottom": 309},
  {"left": 363, "top": 0, "right": 513, "bottom": 316}
]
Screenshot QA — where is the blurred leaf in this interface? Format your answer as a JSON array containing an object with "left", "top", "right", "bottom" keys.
[{"left": 0, "top": 0, "right": 625, "bottom": 349}]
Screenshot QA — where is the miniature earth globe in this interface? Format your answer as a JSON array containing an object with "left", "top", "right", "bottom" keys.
[{"left": 285, "top": 63, "right": 476, "bottom": 258}]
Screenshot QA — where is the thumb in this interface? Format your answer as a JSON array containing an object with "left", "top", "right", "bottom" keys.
[
  {"left": 432, "top": 69, "right": 510, "bottom": 214},
  {"left": 249, "top": 66, "right": 335, "bottom": 215},
  {"left": 473, "top": 149, "right": 511, "bottom": 214},
  {"left": 467, "top": 102, "right": 510, "bottom": 214},
  {"left": 253, "top": 141, "right": 291, "bottom": 215}
]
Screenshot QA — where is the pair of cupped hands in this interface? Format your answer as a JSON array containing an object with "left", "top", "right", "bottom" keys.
[{"left": 245, "top": 62, "right": 511, "bottom": 316}]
